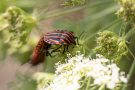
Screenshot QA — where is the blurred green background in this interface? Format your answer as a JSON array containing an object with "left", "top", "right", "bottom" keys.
[{"left": 0, "top": 0, "right": 135, "bottom": 90}]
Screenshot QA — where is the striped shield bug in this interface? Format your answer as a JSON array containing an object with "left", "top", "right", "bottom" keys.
[
  {"left": 44, "top": 30, "right": 79, "bottom": 53},
  {"left": 30, "top": 30, "right": 78, "bottom": 65}
]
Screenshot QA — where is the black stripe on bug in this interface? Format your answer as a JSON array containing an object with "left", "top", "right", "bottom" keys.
[{"left": 44, "top": 30, "right": 78, "bottom": 54}]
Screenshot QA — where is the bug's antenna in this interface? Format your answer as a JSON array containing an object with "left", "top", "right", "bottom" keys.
[{"left": 78, "top": 30, "right": 86, "bottom": 38}]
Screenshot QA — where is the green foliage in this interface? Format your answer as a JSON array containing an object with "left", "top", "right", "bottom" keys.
[
  {"left": 116, "top": 0, "right": 135, "bottom": 25},
  {"left": 33, "top": 72, "right": 54, "bottom": 90},
  {"left": 0, "top": 5, "right": 37, "bottom": 61},
  {"left": 94, "top": 31, "right": 127, "bottom": 63},
  {"left": 2, "top": 6, "right": 37, "bottom": 46},
  {"left": 9, "top": 73, "right": 37, "bottom": 90}
]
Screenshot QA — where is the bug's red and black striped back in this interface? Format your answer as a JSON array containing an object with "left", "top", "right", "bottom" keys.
[
  {"left": 44, "top": 30, "right": 77, "bottom": 45},
  {"left": 29, "top": 30, "right": 78, "bottom": 66},
  {"left": 30, "top": 36, "right": 50, "bottom": 65}
]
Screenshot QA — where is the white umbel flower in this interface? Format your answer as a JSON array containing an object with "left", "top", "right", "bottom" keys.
[{"left": 43, "top": 53, "right": 127, "bottom": 90}]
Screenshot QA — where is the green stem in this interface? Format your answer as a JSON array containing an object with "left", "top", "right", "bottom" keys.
[
  {"left": 124, "top": 28, "right": 135, "bottom": 40},
  {"left": 119, "top": 21, "right": 127, "bottom": 37},
  {"left": 80, "top": 77, "right": 87, "bottom": 89},
  {"left": 86, "top": 78, "right": 91, "bottom": 90},
  {"left": 123, "top": 45, "right": 135, "bottom": 90},
  {"left": 90, "top": 86, "right": 99, "bottom": 90},
  {"left": 98, "top": 84, "right": 105, "bottom": 90}
]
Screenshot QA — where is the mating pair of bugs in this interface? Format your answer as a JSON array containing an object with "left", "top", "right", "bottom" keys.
[{"left": 30, "top": 30, "right": 78, "bottom": 65}]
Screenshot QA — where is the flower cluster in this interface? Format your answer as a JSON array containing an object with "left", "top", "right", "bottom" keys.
[
  {"left": 40, "top": 52, "right": 128, "bottom": 90},
  {"left": 116, "top": 0, "right": 135, "bottom": 24},
  {"left": 2, "top": 6, "right": 37, "bottom": 46},
  {"left": 62, "top": 0, "right": 86, "bottom": 6},
  {"left": 33, "top": 72, "right": 54, "bottom": 90},
  {"left": 94, "top": 31, "right": 127, "bottom": 63}
]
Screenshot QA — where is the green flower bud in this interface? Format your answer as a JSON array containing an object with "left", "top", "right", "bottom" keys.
[
  {"left": 94, "top": 31, "right": 127, "bottom": 63},
  {"left": 2, "top": 6, "right": 37, "bottom": 47},
  {"left": 116, "top": 0, "right": 135, "bottom": 24}
]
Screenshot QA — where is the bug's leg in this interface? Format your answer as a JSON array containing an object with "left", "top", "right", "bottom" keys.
[
  {"left": 47, "top": 44, "right": 51, "bottom": 49},
  {"left": 63, "top": 45, "right": 66, "bottom": 54},
  {"left": 43, "top": 44, "right": 52, "bottom": 57},
  {"left": 46, "top": 51, "right": 52, "bottom": 57},
  {"left": 65, "top": 45, "right": 70, "bottom": 52},
  {"left": 66, "top": 45, "right": 68, "bottom": 51},
  {"left": 71, "top": 44, "right": 75, "bottom": 48},
  {"left": 51, "top": 45, "right": 62, "bottom": 53},
  {"left": 63, "top": 45, "right": 69, "bottom": 53}
]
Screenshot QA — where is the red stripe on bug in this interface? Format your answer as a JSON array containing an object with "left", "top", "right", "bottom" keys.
[
  {"left": 62, "top": 33, "right": 75, "bottom": 44},
  {"left": 45, "top": 30, "right": 77, "bottom": 45},
  {"left": 66, "top": 32, "right": 76, "bottom": 45},
  {"left": 48, "top": 38, "right": 61, "bottom": 44}
]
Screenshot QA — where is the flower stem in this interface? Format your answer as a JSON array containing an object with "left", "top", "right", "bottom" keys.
[
  {"left": 86, "top": 78, "right": 91, "bottom": 90},
  {"left": 99, "top": 84, "right": 105, "bottom": 90},
  {"left": 123, "top": 45, "right": 135, "bottom": 90}
]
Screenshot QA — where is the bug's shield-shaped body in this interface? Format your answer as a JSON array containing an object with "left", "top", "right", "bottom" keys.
[
  {"left": 30, "top": 36, "right": 50, "bottom": 65},
  {"left": 30, "top": 30, "right": 78, "bottom": 65},
  {"left": 44, "top": 30, "right": 77, "bottom": 45}
]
